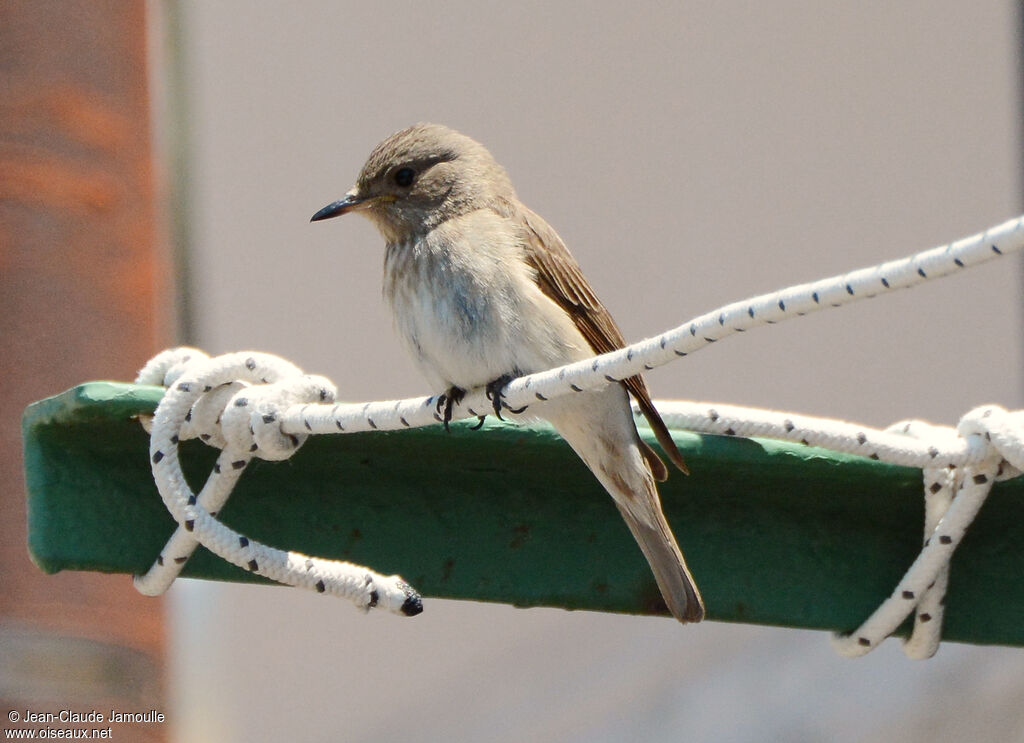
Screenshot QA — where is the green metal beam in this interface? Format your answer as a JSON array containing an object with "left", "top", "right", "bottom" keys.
[{"left": 22, "top": 382, "right": 1024, "bottom": 646}]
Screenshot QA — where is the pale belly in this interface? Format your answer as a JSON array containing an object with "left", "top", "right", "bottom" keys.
[{"left": 384, "top": 237, "right": 588, "bottom": 392}]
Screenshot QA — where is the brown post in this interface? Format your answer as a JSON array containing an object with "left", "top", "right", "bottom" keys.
[{"left": 1, "top": 1, "right": 170, "bottom": 740}]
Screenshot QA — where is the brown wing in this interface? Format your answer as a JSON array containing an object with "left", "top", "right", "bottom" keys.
[{"left": 509, "top": 203, "right": 688, "bottom": 478}]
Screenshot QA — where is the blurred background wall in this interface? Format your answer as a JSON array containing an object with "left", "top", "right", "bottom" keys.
[
  {"left": 1, "top": 3, "right": 168, "bottom": 742},
  {"left": 3, "top": 1, "right": 1021, "bottom": 741}
]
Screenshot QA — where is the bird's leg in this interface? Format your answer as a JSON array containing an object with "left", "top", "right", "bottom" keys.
[
  {"left": 434, "top": 386, "right": 466, "bottom": 433},
  {"left": 484, "top": 373, "right": 528, "bottom": 420}
]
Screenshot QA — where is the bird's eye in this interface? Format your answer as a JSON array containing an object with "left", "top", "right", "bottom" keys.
[{"left": 394, "top": 167, "right": 416, "bottom": 187}]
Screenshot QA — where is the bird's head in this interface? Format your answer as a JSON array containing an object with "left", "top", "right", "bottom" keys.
[{"left": 311, "top": 123, "right": 515, "bottom": 243}]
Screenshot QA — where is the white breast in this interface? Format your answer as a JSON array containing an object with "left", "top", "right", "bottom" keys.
[{"left": 382, "top": 210, "right": 588, "bottom": 392}]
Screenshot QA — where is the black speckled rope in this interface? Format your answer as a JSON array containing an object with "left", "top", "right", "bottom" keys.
[
  {"left": 655, "top": 400, "right": 1023, "bottom": 658},
  {"left": 136, "top": 349, "right": 422, "bottom": 617},
  {"left": 281, "top": 215, "right": 1024, "bottom": 436}
]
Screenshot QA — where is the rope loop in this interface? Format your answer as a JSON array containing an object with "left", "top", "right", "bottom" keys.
[
  {"left": 652, "top": 398, "right": 1020, "bottom": 658},
  {"left": 829, "top": 405, "right": 1020, "bottom": 659},
  {"left": 133, "top": 347, "right": 422, "bottom": 617}
]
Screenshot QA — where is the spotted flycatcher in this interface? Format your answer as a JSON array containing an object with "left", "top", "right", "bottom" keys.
[{"left": 312, "top": 124, "right": 704, "bottom": 623}]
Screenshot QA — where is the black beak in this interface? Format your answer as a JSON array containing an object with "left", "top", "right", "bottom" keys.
[{"left": 310, "top": 193, "right": 366, "bottom": 222}]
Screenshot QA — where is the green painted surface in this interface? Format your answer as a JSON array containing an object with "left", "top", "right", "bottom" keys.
[{"left": 22, "top": 382, "right": 1024, "bottom": 645}]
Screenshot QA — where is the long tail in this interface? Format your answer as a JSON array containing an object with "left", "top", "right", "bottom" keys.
[
  {"left": 612, "top": 501, "right": 705, "bottom": 623},
  {"left": 543, "top": 387, "right": 705, "bottom": 624}
]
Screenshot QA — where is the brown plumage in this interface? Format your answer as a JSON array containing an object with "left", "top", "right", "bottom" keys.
[
  {"left": 313, "top": 123, "right": 704, "bottom": 623},
  {"left": 508, "top": 201, "right": 690, "bottom": 481}
]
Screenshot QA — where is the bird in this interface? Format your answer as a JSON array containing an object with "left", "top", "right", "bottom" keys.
[{"left": 311, "top": 123, "right": 704, "bottom": 623}]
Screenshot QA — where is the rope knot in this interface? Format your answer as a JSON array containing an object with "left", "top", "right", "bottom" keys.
[
  {"left": 958, "top": 405, "right": 1024, "bottom": 477},
  {"left": 131, "top": 348, "right": 421, "bottom": 616},
  {"left": 136, "top": 347, "right": 338, "bottom": 461},
  {"left": 220, "top": 374, "right": 337, "bottom": 461}
]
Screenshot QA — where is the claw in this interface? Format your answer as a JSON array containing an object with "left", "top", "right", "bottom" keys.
[
  {"left": 485, "top": 376, "right": 509, "bottom": 420},
  {"left": 437, "top": 386, "right": 465, "bottom": 432},
  {"left": 469, "top": 415, "right": 486, "bottom": 431},
  {"left": 484, "top": 374, "right": 527, "bottom": 420}
]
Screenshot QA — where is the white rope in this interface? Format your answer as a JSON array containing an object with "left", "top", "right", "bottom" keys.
[
  {"left": 275, "top": 214, "right": 1024, "bottom": 437},
  {"left": 134, "top": 348, "right": 423, "bottom": 617},
  {"left": 654, "top": 400, "right": 1023, "bottom": 658},
  {"left": 133, "top": 214, "right": 1023, "bottom": 647}
]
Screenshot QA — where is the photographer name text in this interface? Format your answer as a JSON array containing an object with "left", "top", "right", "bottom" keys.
[{"left": 17, "top": 711, "right": 164, "bottom": 724}]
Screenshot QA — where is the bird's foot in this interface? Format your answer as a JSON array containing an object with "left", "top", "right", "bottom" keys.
[
  {"left": 484, "top": 374, "right": 528, "bottom": 421},
  {"left": 435, "top": 386, "right": 466, "bottom": 432}
]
